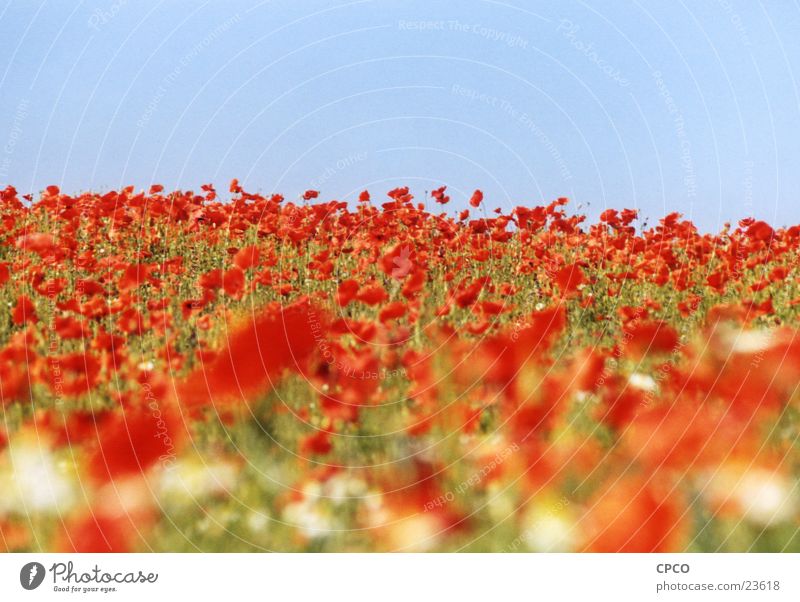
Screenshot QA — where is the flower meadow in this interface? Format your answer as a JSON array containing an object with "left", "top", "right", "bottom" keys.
[{"left": 1, "top": 182, "right": 800, "bottom": 553}]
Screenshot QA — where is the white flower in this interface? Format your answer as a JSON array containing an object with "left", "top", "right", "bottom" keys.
[
  {"left": 283, "top": 499, "right": 333, "bottom": 539},
  {"left": 301, "top": 480, "right": 323, "bottom": 501},
  {"left": 0, "top": 440, "right": 76, "bottom": 516},
  {"left": 247, "top": 512, "right": 270, "bottom": 533},
  {"left": 158, "top": 458, "right": 238, "bottom": 503},
  {"left": 703, "top": 465, "right": 797, "bottom": 527},
  {"left": 737, "top": 469, "right": 797, "bottom": 526},
  {"left": 324, "top": 474, "right": 367, "bottom": 505},
  {"left": 486, "top": 482, "right": 516, "bottom": 522},
  {"left": 520, "top": 498, "right": 577, "bottom": 552},
  {"left": 729, "top": 329, "right": 775, "bottom": 354},
  {"left": 387, "top": 514, "right": 442, "bottom": 551},
  {"left": 628, "top": 372, "right": 657, "bottom": 392},
  {"left": 363, "top": 490, "right": 383, "bottom": 512},
  {"left": 523, "top": 514, "right": 577, "bottom": 552}
]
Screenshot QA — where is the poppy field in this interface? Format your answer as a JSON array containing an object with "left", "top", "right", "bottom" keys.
[{"left": 1, "top": 182, "right": 800, "bottom": 553}]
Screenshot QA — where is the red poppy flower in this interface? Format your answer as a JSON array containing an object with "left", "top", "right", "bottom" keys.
[
  {"left": 89, "top": 401, "right": 183, "bottom": 481},
  {"left": 623, "top": 320, "right": 679, "bottom": 357},
  {"left": 300, "top": 430, "right": 333, "bottom": 455},
  {"left": 15, "top": 232, "right": 56, "bottom": 256},
  {"left": 12, "top": 295, "right": 37, "bottom": 325},
  {"left": 469, "top": 189, "right": 483, "bottom": 208},
  {"left": 402, "top": 269, "right": 426, "bottom": 298},
  {"left": 583, "top": 475, "right": 688, "bottom": 552},
  {"left": 336, "top": 279, "right": 360, "bottom": 307},
  {"left": 746, "top": 220, "right": 774, "bottom": 242},
  {"left": 596, "top": 375, "right": 645, "bottom": 430},
  {"left": 554, "top": 264, "right": 585, "bottom": 297},
  {"left": 454, "top": 278, "right": 489, "bottom": 308},
  {"left": 379, "top": 301, "right": 407, "bottom": 323},
  {"left": 233, "top": 245, "right": 260, "bottom": 270},
  {"left": 179, "top": 301, "right": 321, "bottom": 410},
  {"left": 222, "top": 266, "right": 246, "bottom": 298},
  {"left": 118, "top": 263, "right": 157, "bottom": 291},
  {"left": 356, "top": 283, "right": 389, "bottom": 306},
  {"left": 431, "top": 186, "right": 449, "bottom": 204},
  {"left": 59, "top": 515, "right": 130, "bottom": 552}
]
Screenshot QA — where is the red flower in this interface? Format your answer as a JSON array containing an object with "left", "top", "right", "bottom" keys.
[
  {"left": 222, "top": 266, "right": 246, "bottom": 298},
  {"left": 431, "top": 186, "right": 449, "bottom": 204},
  {"left": 300, "top": 430, "right": 333, "bottom": 456},
  {"left": 596, "top": 375, "right": 645, "bottom": 430},
  {"left": 89, "top": 401, "right": 183, "bottom": 481},
  {"left": 233, "top": 245, "right": 260, "bottom": 270},
  {"left": 59, "top": 514, "right": 137, "bottom": 552},
  {"left": 336, "top": 279, "right": 360, "bottom": 307},
  {"left": 199, "top": 268, "right": 224, "bottom": 290},
  {"left": 118, "top": 263, "right": 157, "bottom": 291},
  {"left": 583, "top": 475, "right": 688, "bottom": 552},
  {"left": 454, "top": 278, "right": 489, "bottom": 308},
  {"left": 380, "top": 243, "right": 415, "bottom": 279},
  {"left": 706, "top": 270, "right": 728, "bottom": 292},
  {"left": 402, "top": 269, "right": 426, "bottom": 298},
  {"left": 179, "top": 301, "right": 321, "bottom": 410},
  {"left": 15, "top": 232, "right": 56, "bottom": 256},
  {"left": 469, "top": 189, "right": 483, "bottom": 208},
  {"left": 12, "top": 295, "right": 37, "bottom": 325},
  {"left": 379, "top": 301, "right": 407, "bottom": 323},
  {"left": 623, "top": 320, "right": 679, "bottom": 357},
  {"left": 356, "top": 283, "right": 389, "bottom": 306},
  {"left": 117, "top": 308, "right": 145, "bottom": 335},
  {"left": 0, "top": 356, "right": 30, "bottom": 404},
  {"left": 554, "top": 264, "right": 585, "bottom": 297},
  {"left": 50, "top": 351, "right": 102, "bottom": 396},
  {"left": 746, "top": 220, "right": 774, "bottom": 242}
]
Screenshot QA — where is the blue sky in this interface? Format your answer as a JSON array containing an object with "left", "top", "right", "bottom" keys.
[{"left": 1, "top": 0, "right": 798, "bottom": 231}]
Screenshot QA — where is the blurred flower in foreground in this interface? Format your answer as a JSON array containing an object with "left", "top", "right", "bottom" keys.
[{"left": 0, "top": 435, "right": 76, "bottom": 516}]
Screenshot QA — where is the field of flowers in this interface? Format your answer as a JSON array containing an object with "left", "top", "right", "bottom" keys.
[{"left": 1, "top": 182, "right": 799, "bottom": 552}]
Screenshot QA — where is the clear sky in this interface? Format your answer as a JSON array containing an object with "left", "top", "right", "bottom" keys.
[{"left": 1, "top": 0, "right": 799, "bottom": 232}]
